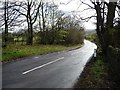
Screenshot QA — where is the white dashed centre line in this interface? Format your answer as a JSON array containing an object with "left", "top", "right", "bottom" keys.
[
  {"left": 22, "top": 57, "right": 64, "bottom": 75},
  {"left": 34, "top": 57, "right": 39, "bottom": 59},
  {"left": 71, "top": 52, "right": 80, "bottom": 55}
]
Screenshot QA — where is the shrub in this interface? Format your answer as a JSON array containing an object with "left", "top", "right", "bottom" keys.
[
  {"left": 65, "top": 29, "right": 84, "bottom": 45},
  {"left": 107, "top": 45, "right": 120, "bottom": 85}
]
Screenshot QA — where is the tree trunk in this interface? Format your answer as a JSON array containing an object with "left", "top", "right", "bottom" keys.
[
  {"left": 95, "top": 3, "right": 107, "bottom": 55},
  {"left": 41, "top": 2, "right": 46, "bottom": 44},
  {"left": 107, "top": 2, "right": 117, "bottom": 28},
  {"left": 26, "top": 3, "right": 33, "bottom": 45},
  {"left": 4, "top": 0, "right": 8, "bottom": 47}
]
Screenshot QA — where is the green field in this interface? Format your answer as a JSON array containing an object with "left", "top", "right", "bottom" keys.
[{"left": 2, "top": 44, "right": 83, "bottom": 62}]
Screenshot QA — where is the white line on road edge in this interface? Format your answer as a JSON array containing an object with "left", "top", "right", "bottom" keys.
[{"left": 22, "top": 57, "right": 64, "bottom": 75}]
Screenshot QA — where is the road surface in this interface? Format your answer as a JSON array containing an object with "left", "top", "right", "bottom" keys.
[{"left": 2, "top": 40, "right": 97, "bottom": 88}]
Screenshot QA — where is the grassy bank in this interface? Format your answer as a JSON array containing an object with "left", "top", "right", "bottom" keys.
[
  {"left": 74, "top": 52, "right": 112, "bottom": 88},
  {"left": 74, "top": 33, "right": 116, "bottom": 88},
  {"left": 2, "top": 44, "right": 82, "bottom": 62}
]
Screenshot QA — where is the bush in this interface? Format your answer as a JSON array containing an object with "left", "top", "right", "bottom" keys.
[
  {"left": 108, "top": 28, "right": 120, "bottom": 48},
  {"left": 54, "top": 29, "right": 68, "bottom": 44},
  {"left": 65, "top": 29, "right": 84, "bottom": 45},
  {"left": 107, "top": 45, "right": 120, "bottom": 85},
  {"left": 38, "top": 29, "right": 84, "bottom": 45}
]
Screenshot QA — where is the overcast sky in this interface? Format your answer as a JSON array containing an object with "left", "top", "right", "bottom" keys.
[
  {"left": 0, "top": 0, "right": 97, "bottom": 30},
  {"left": 53, "top": 0, "right": 96, "bottom": 30},
  {"left": 1, "top": 0, "right": 119, "bottom": 30}
]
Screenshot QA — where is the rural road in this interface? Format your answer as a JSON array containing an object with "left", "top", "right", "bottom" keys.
[{"left": 2, "top": 40, "right": 97, "bottom": 88}]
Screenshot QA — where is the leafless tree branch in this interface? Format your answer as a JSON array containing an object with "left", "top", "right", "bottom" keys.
[{"left": 79, "top": 0, "right": 94, "bottom": 9}]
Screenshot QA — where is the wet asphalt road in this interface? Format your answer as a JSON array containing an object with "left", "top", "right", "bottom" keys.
[{"left": 2, "top": 40, "right": 97, "bottom": 88}]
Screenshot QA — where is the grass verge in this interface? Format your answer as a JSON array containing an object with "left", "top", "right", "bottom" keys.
[
  {"left": 74, "top": 33, "right": 118, "bottom": 88},
  {"left": 2, "top": 44, "right": 83, "bottom": 62},
  {"left": 74, "top": 52, "right": 114, "bottom": 88}
]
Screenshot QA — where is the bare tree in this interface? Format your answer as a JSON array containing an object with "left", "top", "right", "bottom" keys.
[
  {"left": 39, "top": 1, "right": 61, "bottom": 44},
  {"left": 4, "top": 0, "right": 8, "bottom": 47},
  {"left": 79, "top": 0, "right": 119, "bottom": 55},
  {"left": 14, "top": 0, "right": 42, "bottom": 45},
  {"left": 0, "top": 0, "right": 20, "bottom": 47}
]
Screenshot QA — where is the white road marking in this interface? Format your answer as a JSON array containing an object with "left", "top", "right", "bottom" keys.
[
  {"left": 71, "top": 50, "right": 90, "bottom": 56},
  {"left": 71, "top": 52, "right": 80, "bottom": 55},
  {"left": 34, "top": 57, "right": 39, "bottom": 59},
  {"left": 22, "top": 57, "right": 64, "bottom": 75}
]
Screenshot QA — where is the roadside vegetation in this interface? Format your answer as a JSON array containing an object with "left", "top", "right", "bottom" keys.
[
  {"left": 77, "top": 1, "right": 120, "bottom": 88},
  {"left": 74, "top": 52, "right": 111, "bottom": 88},
  {"left": 74, "top": 33, "right": 111, "bottom": 88},
  {"left": 2, "top": 44, "right": 82, "bottom": 62},
  {"left": 1, "top": 0, "right": 85, "bottom": 62},
  {"left": 74, "top": 28, "right": 120, "bottom": 88}
]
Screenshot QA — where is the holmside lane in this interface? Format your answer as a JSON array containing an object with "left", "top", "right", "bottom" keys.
[{"left": 2, "top": 40, "right": 97, "bottom": 88}]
